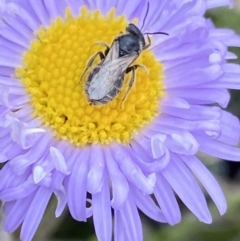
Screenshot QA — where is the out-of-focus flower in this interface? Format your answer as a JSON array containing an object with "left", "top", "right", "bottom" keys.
[{"left": 0, "top": 0, "right": 240, "bottom": 241}]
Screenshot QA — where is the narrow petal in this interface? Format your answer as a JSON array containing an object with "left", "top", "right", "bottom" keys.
[
  {"left": 181, "top": 155, "right": 226, "bottom": 215},
  {"left": 33, "top": 165, "right": 47, "bottom": 184},
  {"left": 161, "top": 96, "right": 190, "bottom": 109},
  {"left": 0, "top": 182, "right": 37, "bottom": 202},
  {"left": 10, "top": 140, "right": 50, "bottom": 175},
  {"left": 51, "top": 172, "right": 67, "bottom": 217},
  {"left": 207, "top": 0, "right": 233, "bottom": 9},
  {"left": 167, "top": 88, "right": 230, "bottom": 108},
  {"left": 162, "top": 105, "right": 221, "bottom": 121},
  {"left": 129, "top": 139, "right": 170, "bottom": 173},
  {"left": 65, "top": 0, "right": 85, "bottom": 17},
  {"left": 68, "top": 148, "right": 90, "bottom": 221},
  {"left": 111, "top": 144, "right": 156, "bottom": 194},
  {"left": 4, "top": 193, "right": 35, "bottom": 233},
  {"left": 12, "top": 124, "right": 46, "bottom": 150},
  {"left": 155, "top": 116, "right": 221, "bottom": 137},
  {"left": 104, "top": 147, "right": 129, "bottom": 209},
  {"left": 114, "top": 210, "right": 127, "bottom": 241},
  {"left": 43, "top": 0, "right": 66, "bottom": 19},
  {"left": 87, "top": 145, "right": 105, "bottom": 194},
  {"left": 20, "top": 187, "right": 52, "bottom": 241},
  {"left": 119, "top": 194, "right": 143, "bottom": 241},
  {"left": 0, "top": 163, "right": 27, "bottom": 191},
  {"left": 161, "top": 154, "right": 212, "bottom": 223},
  {"left": 28, "top": 0, "right": 50, "bottom": 27},
  {"left": 50, "top": 147, "right": 70, "bottom": 175},
  {"left": 133, "top": 187, "right": 167, "bottom": 222},
  {"left": 150, "top": 133, "right": 167, "bottom": 158},
  {"left": 148, "top": 126, "right": 200, "bottom": 155},
  {"left": 197, "top": 137, "right": 240, "bottom": 161},
  {"left": 218, "top": 110, "right": 240, "bottom": 145},
  {"left": 154, "top": 173, "right": 181, "bottom": 225},
  {"left": 92, "top": 174, "right": 112, "bottom": 241},
  {"left": 14, "top": 3, "right": 40, "bottom": 30}
]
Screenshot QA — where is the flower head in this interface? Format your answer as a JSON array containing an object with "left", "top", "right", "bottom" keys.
[{"left": 0, "top": 0, "right": 240, "bottom": 241}]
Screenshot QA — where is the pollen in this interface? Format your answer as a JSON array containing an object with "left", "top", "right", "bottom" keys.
[{"left": 16, "top": 7, "right": 164, "bottom": 146}]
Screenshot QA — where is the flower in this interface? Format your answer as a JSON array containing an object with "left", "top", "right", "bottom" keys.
[{"left": 0, "top": 0, "right": 240, "bottom": 240}]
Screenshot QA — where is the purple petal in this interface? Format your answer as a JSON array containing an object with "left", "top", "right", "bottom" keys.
[
  {"left": 33, "top": 165, "right": 47, "bottom": 184},
  {"left": 161, "top": 96, "right": 190, "bottom": 109},
  {"left": 28, "top": 0, "right": 50, "bottom": 27},
  {"left": 87, "top": 145, "right": 105, "bottom": 194},
  {"left": 181, "top": 155, "right": 226, "bottom": 215},
  {"left": 68, "top": 147, "right": 90, "bottom": 221},
  {"left": 43, "top": 0, "right": 66, "bottom": 20},
  {"left": 0, "top": 181, "right": 37, "bottom": 202},
  {"left": 0, "top": 163, "right": 27, "bottom": 191},
  {"left": 154, "top": 173, "right": 181, "bottom": 225},
  {"left": 50, "top": 147, "right": 70, "bottom": 175},
  {"left": 10, "top": 134, "right": 52, "bottom": 175},
  {"left": 129, "top": 140, "right": 170, "bottom": 173},
  {"left": 114, "top": 210, "right": 127, "bottom": 241},
  {"left": 150, "top": 133, "right": 167, "bottom": 159},
  {"left": 218, "top": 110, "right": 240, "bottom": 145},
  {"left": 155, "top": 116, "right": 221, "bottom": 138},
  {"left": 13, "top": 124, "right": 46, "bottom": 150},
  {"left": 14, "top": 3, "right": 40, "bottom": 30},
  {"left": 148, "top": 126, "right": 200, "bottom": 155},
  {"left": 161, "top": 154, "right": 212, "bottom": 223},
  {"left": 4, "top": 192, "right": 35, "bottom": 233},
  {"left": 133, "top": 187, "right": 167, "bottom": 223},
  {"left": 119, "top": 194, "right": 143, "bottom": 241},
  {"left": 167, "top": 88, "right": 230, "bottom": 108},
  {"left": 197, "top": 137, "right": 240, "bottom": 161},
  {"left": 51, "top": 172, "right": 66, "bottom": 217},
  {"left": 111, "top": 144, "right": 156, "bottom": 194},
  {"left": 92, "top": 174, "right": 112, "bottom": 241},
  {"left": 65, "top": 0, "right": 85, "bottom": 17},
  {"left": 20, "top": 187, "right": 52, "bottom": 241},
  {"left": 207, "top": 0, "right": 233, "bottom": 9},
  {"left": 162, "top": 105, "right": 221, "bottom": 121},
  {"left": 104, "top": 147, "right": 129, "bottom": 209}
]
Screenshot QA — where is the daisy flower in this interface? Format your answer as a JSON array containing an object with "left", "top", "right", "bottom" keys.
[{"left": 0, "top": 0, "right": 240, "bottom": 241}]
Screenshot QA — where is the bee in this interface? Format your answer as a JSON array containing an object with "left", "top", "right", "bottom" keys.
[{"left": 82, "top": 4, "right": 168, "bottom": 105}]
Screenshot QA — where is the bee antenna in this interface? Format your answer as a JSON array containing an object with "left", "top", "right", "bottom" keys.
[
  {"left": 140, "top": 1, "right": 149, "bottom": 30},
  {"left": 144, "top": 32, "right": 169, "bottom": 36}
]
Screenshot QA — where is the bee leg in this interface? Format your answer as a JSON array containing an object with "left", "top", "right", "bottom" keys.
[
  {"left": 96, "top": 42, "right": 110, "bottom": 56},
  {"left": 143, "top": 34, "right": 151, "bottom": 50},
  {"left": 104, "top": 46, "right": 110, "bottom": 56},
  {"left": 90, "top": 42, "right": 110, "bottom": 56},
  {"left": 135, "top": 64, "right": 149, "bottom": 76},
  {"left": 80, "top": 51, "right": 105, "bottom": 82},
  {"left": 116, "top": 31, "right": 124, "bottom": 37},
  {"left": 120, "top": 65, "right": 139, "bottom": 107}
]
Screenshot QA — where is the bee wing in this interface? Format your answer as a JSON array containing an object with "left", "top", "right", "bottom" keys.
[
  {"left": 89, "top": 53, "right": 138, "bottom": 100},
  {"left": 104, "top": 40, "right": 119, "bottom": 61},
  {"left": 107, "top": 53, "right": 138, "bottom": 74}
]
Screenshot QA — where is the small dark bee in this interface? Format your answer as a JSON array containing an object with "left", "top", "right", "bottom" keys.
[{"left": 82, "top": 3, "right": 168, "bottom": 105}]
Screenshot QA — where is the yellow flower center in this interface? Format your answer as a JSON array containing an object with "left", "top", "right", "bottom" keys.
[{"left": 16, "top": 7, "right": 164, "bottom": 146}]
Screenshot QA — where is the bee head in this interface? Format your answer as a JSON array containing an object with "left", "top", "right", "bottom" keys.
[{"left": 126, "top": 23, "right": 146, "bottom": 47}]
